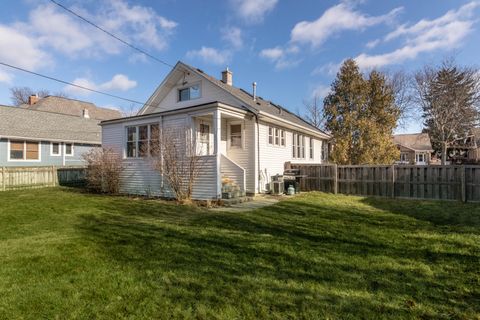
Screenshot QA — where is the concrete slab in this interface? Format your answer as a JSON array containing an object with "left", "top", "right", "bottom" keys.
[{"left": 211, "top": 195, "right": 281, "bottom": 212}]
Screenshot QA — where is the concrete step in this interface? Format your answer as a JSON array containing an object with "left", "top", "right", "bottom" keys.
[{"left": 220, "top": 196, "right": 254, "bottom": 207}]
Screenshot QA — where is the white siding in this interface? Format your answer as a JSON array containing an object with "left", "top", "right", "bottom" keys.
[
  {"left": 101, "top": 114, "right": 218, "bottom": 200},
  {"left": 257, "top": 121, "right": 327, "bottom": 190},
  {"left": 225, "top": 117, "right": 256, "bottom": 193},
  {"left": 151, "top": 72, "right": 242, "bottom": 113}
]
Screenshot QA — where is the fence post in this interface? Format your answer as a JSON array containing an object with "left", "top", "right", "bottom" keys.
[
  {"left": 1, "top": 167, "right": 5, "bottom": 191},
  {"left": 51, "top": 166, "right": 57, "bottom": 187},
  {"left": 391, "top": 165, "right": 395, "bottom": 198},
  {"left": 460, "top": 165, "right": 466, "bottom": 203},
  {"left": 333, "top": 164, "right": 338, "bottom": 194}
]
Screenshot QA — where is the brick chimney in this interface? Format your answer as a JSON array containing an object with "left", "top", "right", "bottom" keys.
[
  {"left": 28, "top": 94, "right": 39, "bottom": 105},
  {"left": 221, "top": 67, "right": 232, "bottom": 86}
]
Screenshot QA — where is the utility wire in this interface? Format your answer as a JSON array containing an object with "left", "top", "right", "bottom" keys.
[
  {"left": 0, "top": 61, "right": 152, "bottom": 107},
  {"left": 48, "top": 0, "right": 175, "bottom": 69}
]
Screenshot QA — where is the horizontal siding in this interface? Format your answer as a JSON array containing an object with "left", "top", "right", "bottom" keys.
[
  {"left": 0, "top": 138, "right": 97, "bottom": 167},
  {"left": 220, "top": 155, "right": 245, "bottom": 191},
  {"left": 258, "top": 121, "right": 327, "bottom": 190},
  {"left": 152, "top": 72, "right": 241, "bottom": 113},
  {"left": 102, "top": 114, "right": 218, "bottom": 200}
]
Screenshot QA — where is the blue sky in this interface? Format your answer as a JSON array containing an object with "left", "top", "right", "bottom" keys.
[{"left": 0, "top": 0, "right": 479, "bottom": 133}]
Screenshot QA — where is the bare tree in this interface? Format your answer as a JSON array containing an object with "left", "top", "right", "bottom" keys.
[
  {"left": 386, "top": 70, "right": 416, "bottom": 128},
  {"left": 303, "top": 94, "right": 326, "bottom": 129},
  {"left": 122, "top": 103, "right": 141, "bottom": 117},
  {"left": 10, "top": 86, "right": 69, "bottom": 106},
  {"left": 148, "top": 125, "right": 205, "bottom": 203},
  {"left": 83, "top": 147, "right": 124, "bottom": 194},
  {"left": 413, "top": 60, "right": 480, "bottom": 164}
]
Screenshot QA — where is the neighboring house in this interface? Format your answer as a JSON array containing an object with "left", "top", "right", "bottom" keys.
[
  {"left": 393, "top": 133, "right": 434, "bottom": 165},
  {"left": 447, "top": 127, "right": 480, "bottom": 164},
  {"left": 101, "top": 61, "right": 331, "bottom": 200},
  {"left": 0, "top": 105, "right": 102, "bottom": 167},
  {"left": 21, "top": 95, "right": 121, "bottom": 120}
]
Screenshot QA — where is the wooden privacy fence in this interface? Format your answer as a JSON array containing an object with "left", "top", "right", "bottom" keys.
[
  {"left": 287, "top": 163, "right": 480, "bottom": 202},
  {"left": 0, "top": 166, "right": 86, "bottom": 191}
]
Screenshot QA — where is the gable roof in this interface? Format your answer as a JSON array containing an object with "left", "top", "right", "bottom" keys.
[
  {"left": 393, "top": 133, "right": 433, "bottom": 152},
  {"left": 140, "top": 61, "right": 330, "bottom": 139},
  {"left": 21, "top": 96, "right": 121, "bottom": 121},
  {"left": 0, "top": 105, "right": 101, "bottom": 144}
]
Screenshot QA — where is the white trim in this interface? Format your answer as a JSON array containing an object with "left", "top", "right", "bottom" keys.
[
  {"left": 64, "top": 143, "right": 74, "bottom": 156},
  {"left": 7, "top": 139, "right": 42, "bottom": 162},
  {"left": 227, "top": 121, "right": 244, "bottom": 150},
  {"left": 0, "top": 134, "right": 99, "bottom": 145},
  {"left": 50, "top": 142, "right": 61, "bottom": 156}
]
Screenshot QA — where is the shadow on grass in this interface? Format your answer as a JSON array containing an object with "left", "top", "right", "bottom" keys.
[{"left": 75, "top": 195, "right": 480, "bottom": 318}]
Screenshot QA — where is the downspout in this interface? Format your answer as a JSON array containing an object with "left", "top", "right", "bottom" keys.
[{"left": 254, "top": 112, "right": 261, "bottom": 194}]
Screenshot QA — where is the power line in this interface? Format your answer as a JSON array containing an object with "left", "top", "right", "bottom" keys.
[
  {"left": 0, "top": 61, "right": 152, "bottom": 107},
  {"left": 48, "top": 0, "right": 175, "bottom": 69}
]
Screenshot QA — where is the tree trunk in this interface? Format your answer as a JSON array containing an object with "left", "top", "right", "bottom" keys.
[{"left": 441, "top": 142, "right": 448, "bottom": 165}]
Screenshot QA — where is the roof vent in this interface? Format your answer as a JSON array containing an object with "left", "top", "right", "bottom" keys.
[{"left": 252, "top": 82, "right": 257, "bottom": 101}]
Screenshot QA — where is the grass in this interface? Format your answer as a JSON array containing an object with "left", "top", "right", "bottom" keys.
[{"left": 0, "top": 188, "right": 479, "bottom": 319}]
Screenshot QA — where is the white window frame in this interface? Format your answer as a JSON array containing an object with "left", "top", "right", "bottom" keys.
[
  {"left": 400, "top": 152, "right": 409, "bottom": 163},
  {"left": 177, "top": 82, "right": 201, "bottom": 102},
  {"left": 228, "top": 122, "right": 244, "bottom": 149},
  {"left": 292, "top": 133, "right": 305, "bottom": 159},
  {"left": 309, "top": 137, "right": 314, "bottom": 160},
  {"left": 125, "top": 123, "right": 160, "bottom": 159},
  {"left": 7, "top": 139, "right": 42, "bottom": 162},
  {"left": 416, "top": 153, "right": 426, "bottom": 164},
  {"left": 50, "top": 142, "right": 61, "bottom": 156},
  {"left": 64, "top": 143, "right": 74, "bottom": 157},
  {"left": 268, "top": 126, "right": 286, "bottom": 147}
]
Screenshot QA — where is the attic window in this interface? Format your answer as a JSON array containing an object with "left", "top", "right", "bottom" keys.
[{"left": 178, "top": 85, "right": 200, "bottom": 101}]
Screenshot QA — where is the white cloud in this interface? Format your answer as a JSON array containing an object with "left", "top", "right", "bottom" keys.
[
  {"left": 186, "top": 47, "right": 231, "bottom": 65},
  {"left": 16, "top": 1, "right": 177, "bottom": 59},
  {"left": 291, "top": 3, "right": 403, "bottom": 48},
  {"left": 354, "top": 1, "right": 480, "bottom": 69},
  {"left": 222, "top": 26, "right": 243, "bottom": 49},
  {"left": 311, "top": 84, "right": 330, "bottom": 99},
  {"left": 365, "top": 39, "right": 380, "bottom": 49},
  {"left": 259, "top": 46, "right": 301, "bottom": 70},
  {"left": 231, "top": 0, "right": 278, "bottom": 23},
  {"left": 260, "top": 47, "right": 284, "bottom": 60},
  {"left": 65, "top": 74, "right": 137, "bottom": 96},
  {"left": 0, "top": 24, "right": 51, "bottom": 82}
]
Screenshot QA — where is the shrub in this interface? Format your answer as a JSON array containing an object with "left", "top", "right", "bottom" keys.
[{"left": 83, "top": 147, "right": 123, "bottom": 194}]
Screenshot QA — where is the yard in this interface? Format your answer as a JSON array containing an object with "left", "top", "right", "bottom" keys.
[{"left": 0, "top": 188, "right": 479, "bottom": 319}]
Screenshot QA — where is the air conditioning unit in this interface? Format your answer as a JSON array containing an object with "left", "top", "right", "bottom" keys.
[{"left": 271, "top": 180, "right": 285, "bottom": 195}]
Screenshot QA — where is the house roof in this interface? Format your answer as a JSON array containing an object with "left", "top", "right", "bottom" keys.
[
  {"left": 0, "top": 105, "right": 101, "bottom": 144},
  {"left": 393, "top": 133, "right": 433, "bottom": 152},
  {"left": 21, "top": 96, "right": 121, "bottom": 120},
  {"left": 139, "top": 61, "right": 330, "bottom": 139}
]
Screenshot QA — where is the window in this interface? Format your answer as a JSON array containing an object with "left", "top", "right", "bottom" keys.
[
  {"left": 230, "top": 124, "right": 242, "bottom": 148},
  {"left": 126, "top": 124, "right": 159, "bottom": 158},
  {"left": 65, "top": 143, "right": 73, "bottom": 156},
  {"left": 199, "top": 123, "right": 210, "bottom": 155},
  {"left": 178, "top": 84, "right": 200, "bottom": 101},
  {"left": 321, "top": 142, "right": 329, "bottom": 162},
  {"left": 9, "top": 140, "right": 39, "bottom": 161},
  {"left": 51, "top": 142, "right": 60, "bottom": 156},
  {"left": 416, "top": 153, "right": 425, "bottom": 163},
  {"left": 268, "top": 126, "right": 285, "bottom": 147},
  {"left": 309, "top": 137, "right": 314, "bottom": 159},
  {"left": 400, "top": 152, "right": 409, "bottom": 163},
  {"left": 293, "top": 133, "right": 305, "bottom": 159}
]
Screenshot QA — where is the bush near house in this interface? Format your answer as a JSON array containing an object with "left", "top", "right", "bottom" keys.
[{"left": 0, "top": 188, "right": 479, "bottom": 319}]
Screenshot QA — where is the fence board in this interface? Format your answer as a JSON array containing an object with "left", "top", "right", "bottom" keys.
[
  {"left": 289, "top": 163, "right": 479, "bottom": 202},
  {"left": 0, "top": 166, "right": 86, "bottom": 191}
]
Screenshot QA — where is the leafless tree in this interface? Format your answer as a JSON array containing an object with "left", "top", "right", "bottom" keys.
[
  {"left": 303, "top": 94, "right": 326, "bottom": 129},
  {"left": 413, "top": 60, "right": 480, "bottom": 164},
  {"left": 122, "top": 103, "right": 141, "bottom": 117},
  {"left": 83, "top": 147, "right": 124, "bottom": 194},
  {"left": 148, "top": 125, "right": 205, "bottom": 203},
  {"left": 386, "top": 70, "right": 416, "bottom": 128},
  {"left": 10, "top": 86, "right": 69, "bottom": 106}
]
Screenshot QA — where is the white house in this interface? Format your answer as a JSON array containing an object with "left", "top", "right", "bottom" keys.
[{"left": 101, "top": 61, "right": 331, "bottom": 200}]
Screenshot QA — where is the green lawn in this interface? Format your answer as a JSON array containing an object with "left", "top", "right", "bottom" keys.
[{"left": 0, "top": 188, "right": 479, "bottom": 319}]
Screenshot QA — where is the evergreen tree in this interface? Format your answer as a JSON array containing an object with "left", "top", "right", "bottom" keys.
[{"left": 324, "top": 59, "right": 400, "bottom": 164}]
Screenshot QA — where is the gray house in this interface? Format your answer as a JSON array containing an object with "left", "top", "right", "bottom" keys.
[{"left": 0, "top": 105, "right": 104, "bottom": 167}]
